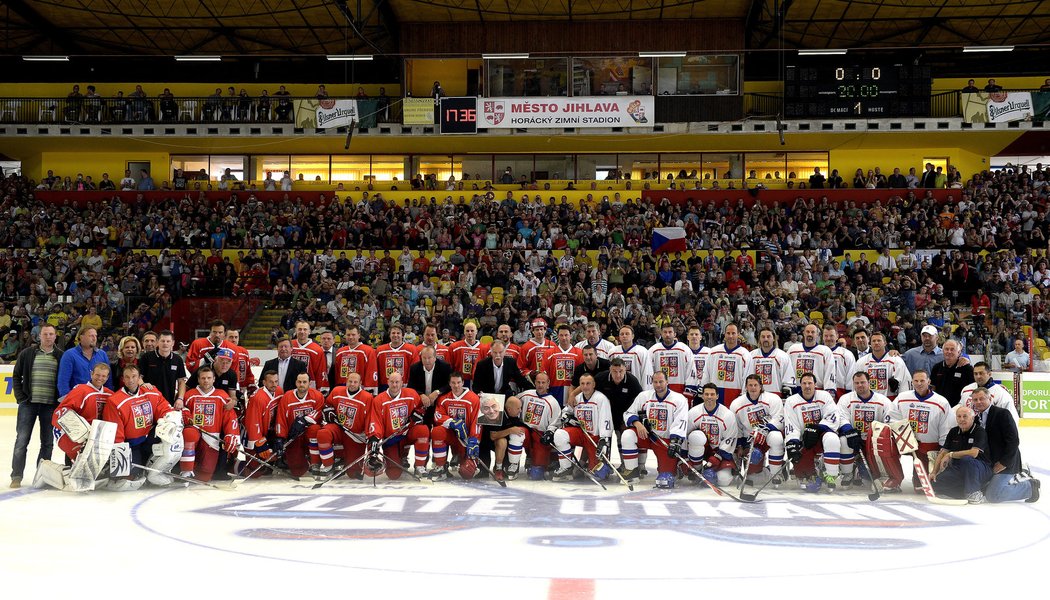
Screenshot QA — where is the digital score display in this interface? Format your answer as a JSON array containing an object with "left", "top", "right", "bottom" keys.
[
  {"left": 440, "top": 97, "right": 478, "bottom": 134},
  {"left": 785, "top": 61, "right": 931, "bottom": 118}
]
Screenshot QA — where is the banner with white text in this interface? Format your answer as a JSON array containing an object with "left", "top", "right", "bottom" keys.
[
  {"left": 960, "top": 91, "right": 1043, "bottom": 123},
  {"left": 479, "top": 96, "right": 655, "bottom": 129}
]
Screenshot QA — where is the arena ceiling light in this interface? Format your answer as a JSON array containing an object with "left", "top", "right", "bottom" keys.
[
  {"left": 326, "top": 54, "right": 374, "bottom": 61},
  {"left": 638, "top": 52, "right": 686, "bottom": 58},
  {"left": 798, "top": 49, "right": 848, "bottom": 55},
  {"left": 962, "top": 46, "right": 1014, "bottom": 53},
  {"left": 174, "top": 55, "right": 221, "bottom": 61},
  {"left": 22, "top": 55, "right": 69, "bottom": 61},
  {"left": 482, "top": 53, "right": 530, "bottom": 59}
]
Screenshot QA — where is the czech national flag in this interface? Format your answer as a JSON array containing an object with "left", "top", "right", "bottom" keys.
[{"left": 651, "top": 227, "right": 687, "bottom": 254}]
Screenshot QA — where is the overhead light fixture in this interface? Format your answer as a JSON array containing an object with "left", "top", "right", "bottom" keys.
[
  {"left": 798, "top": 49, "right": 848, "bottom": 56},
  {"left": 962, "top": 45, "right": 1014, "bottom": 53},
  {"left": 326, "top": 54, "right": 373, "bottom": 61},
  {"left": 638, "top": 51, "right": 686, "bottom": 58},
  {"left": 175, "top": 55, "right": 221, "bottom": 62},
  {"left": 22, "top": 55, "right": 69, "bottom": 62},
  {"left": 482, "top": 53, "right": 529, "bottom": 60}
]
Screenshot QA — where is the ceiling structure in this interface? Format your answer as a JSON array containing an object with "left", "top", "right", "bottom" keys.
[{"left": 2, "top": 0, "right": 1049, "bottom": 57}]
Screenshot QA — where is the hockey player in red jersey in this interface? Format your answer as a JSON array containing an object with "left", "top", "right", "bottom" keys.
[
  {"left": 225, "top": 329, "right": 256, "bottom": 392},
  {"left": 364, "top": 372, "right": 432, "bottom": 480},
  {"left": 274, "top": 372, "right": 326, "bottom": 478},
  {"left": 428, "top": 372, "right": 481, "bottom": 480},
  {"left": 290, "top": 320, "right": 328, "bottom": 389},
  {"left": 496, "top": 323, "right": 522, "bottom": 365},
  {"left": 519, "top": 318, "right": 555, "bottom": 379},
  {"left": 316, "top": 372, "right": 374, "bottom": 479},
  {"left": 102, "top": 365, "right": 183, "bottom": 489},
  {"left": 186, "top": 319, "right": 236, "bottom": 373},
  {"left": 543, "top": 324, "right": 584, "bottom": 404},
  {"left": 242, "top": 370, "right": 283, "bottom": 477},
  {"left": 376, "top": 325, "right": 419, "bottom": 392},
  {"left": 52, "top": 363, "right": 112, "bottom": 461},
  {"left": 420, "top": 324, "right": 451, "bottom": 364},
  {"left": 449, "top": 321, "right": 489, "bottom": 389},
  {"left": 333, "top": 325, "right": 378, "bottom": 390},
  {"left": 179, "top": 366, "right": 240, "bottom": 481}
]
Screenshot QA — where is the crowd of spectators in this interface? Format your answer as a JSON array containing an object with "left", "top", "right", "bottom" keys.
[{"left": 2, "top": 162, "right": 1049, "bottom": 364}]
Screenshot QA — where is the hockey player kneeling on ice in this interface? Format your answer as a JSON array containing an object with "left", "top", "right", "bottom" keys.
[
  {"left": 52, "top": 363, "right": 113, "bottom": 464},
  {"left": 728, "top": 374, "right": 785, "bottom": 486},
  {"left": 364, "top": 372, "right": 431, "bottom": 480},
  {"left": 274, "top": 373, "right": 326, "bottom": 478},
  {"left": 686, "top": 383, "right": 738, "bottom": 488},
  {"left": 836, "top": 371, "right": 892, "bottom": 487},
  {"left": 429, "top": 373, "right": 482, "bottom": 480},
  {"left": 502, "top": 372, "right": 560, "bottom": 480},
  {"left": 620, "top": 371, "right": 689, "bottom": 488},
  {"left": 888, "top": 369, "right": 952, "bottom": 490},
  {"left": 784, "top": 372, "right": 861, "bottom": 492},
  {"left": 551, "top": 373, "right": 613, "bottom": 482},
  {"left": 102, "top": 365, "right": 184, "bottom": 490},
  {"left": 179, "top": 366, "right": 240, "bottom": 481}
]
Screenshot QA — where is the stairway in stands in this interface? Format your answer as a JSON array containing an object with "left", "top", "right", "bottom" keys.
[{"left": 239, "top": 308, "right": 285, "bottom": 349}]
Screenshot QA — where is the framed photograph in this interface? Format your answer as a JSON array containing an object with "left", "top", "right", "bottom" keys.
[{"left": 478, "top": 393, "right": 506, "bottom": 427}]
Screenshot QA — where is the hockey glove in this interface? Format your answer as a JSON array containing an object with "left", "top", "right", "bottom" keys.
[
  {"left": 448, "top": 419, "right": 469, "bottom": 446},
  {"left": 289, "top": 416, "right": 311, "bottom": 440},
  {"left": 540, "top": 430, "right": 555, "bottom": 447},
  {"left": 888, "top": 378, "right": 900, "bottom": 394},
  {"left": 667, "top": 435, "right": 684, "bottom": 459},
  {"left": 842, "top": 427, "right": 863, "bottom": 451},
  {"left": 786, "top": 439, "right": 803, "bottom": 463},
  {"left": 596, "top": 437, "right": 610, "bottom": 459},
  {"left": 563, "top": 413, "right": 582, "bottom": 429},
  {"left": 322, "top": 406, "right": 338, "bottom": 425},
  {"left": 224, "top": 433, "right": 240, "bottom": 455},
  {"left": 466, "top": 437, "right": 480, "bottom": 459},
  {"left": 366, "top": 436, "right": 383, "bottom": 471}
]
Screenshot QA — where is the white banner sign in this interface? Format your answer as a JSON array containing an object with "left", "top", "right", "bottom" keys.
[
  {"left": 480, "top": 96, "right": 654, "bottom": 128},
  {"left": 316, "top": 98, "right": 359, "bottom": 128},
  {"left": 988, "top": 92, "right": 1034, "bottom": 123}
]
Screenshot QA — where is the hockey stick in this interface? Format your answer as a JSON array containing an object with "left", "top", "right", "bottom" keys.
[
  {"left": 191, "top": 426, "right": 293, "bottom": 479},
  {"left": 653, "top": 436, "right": 756, "bottom": 503},
  {"left": 579, "top": 431, "right": 633, "bottom": 491},
  {"left": 737, "top": 428, "right": 758, "bottom": 496},
  {"left": 912, "top": 455, "right": 968, "bottom": 506},
  {"left": 130, "top": 462, "right": 234, "bottom": 490},
  {"left": 311, "top": 453, "right": 367, "bottom": 489},
  {"left": 548, "top": 441, "right": 607, "bottom": 490},
  {"left": 238, "top": 434, "right": 302, "bottom": 481},
  {"left": 741, "top": 461, "right": 789, "bottom": 502},
  {"left": 379, "top": 451, "right": 428, "bottom": 483},
  {"left": 471, "top": 455, "right": 508, "bottom": 488},
  {"left": 854, "top": 447, "right": 883, "bottom": 502}
]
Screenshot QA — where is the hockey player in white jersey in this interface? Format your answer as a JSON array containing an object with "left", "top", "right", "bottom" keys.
[
  {"left": 684, "top": 325, "right": 709, "bottom": 403},
  {"left": 574, "top": 321, "right": 616, "bottom": 360},
  {"left": 729, "top": 374, "right": 786, "bottom": 485},
  {"left": 823, "top": 324, "right": 856, "bottom": 399},
  {"left": 852, "top": 332, "right": 911, "bottom": 400},
  {"left": 836, "top": 371, "right": 892, "bottom": 487},
  {"left": 786, "top": 324, "right": 836, "bottom": 392},
  {"left": 784, "top": 372, "right": 862, "bottom": 491},
  {"left": 704, "top": 323, "right": 751, "bottom": 406},
  {"left": 687, "top": 383, "right": 739, "bottom": 487},
  {"left": 505, "top": 372, "right": 562, "bottom": 480},
  {"left": 747, "top": 327, "right": 793, "bottom": 397},
  {"left": 550, "top": 373, "right": 614, "bottom": 481},
  {"left": 959, "top": 362, "right": 1018, "bottom": 422},
  {"left": 619, "top": 371, "right": 690, "bottom": 488},
  {"left": 610, "top": 325, "right": 653, "bottom": 387},
  {"left": 649, "top": 324, "right": 696, "bottom": 395},
  {"left": 889, "top": 369, "right": 954, "bottom": 485}
]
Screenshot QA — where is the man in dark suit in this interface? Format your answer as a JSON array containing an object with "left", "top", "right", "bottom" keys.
[
  {"left": 472, "top": 340, "right": 529, "bottom": 396},
  {"left": 971, "top": 388, "right": 1040, "bottom": 503},
  {"left": 263, "top": 338, "right": 308, "bottom": 392},
  {"left": 408, "top": 346, "right": 453, "bottom": 424}
]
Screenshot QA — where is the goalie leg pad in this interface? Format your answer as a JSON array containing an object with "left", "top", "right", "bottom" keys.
[
  {"left": 33, "top": 459, "right": 70, "bottom": 491},
  {"left": 870, "top": 421, "right": 905, "bottom": 488},
  {"left": 68, "top": 420, "right": 117, "bottom": 492},
  {"left": 147, "top": 431, "right": 185, "bottom": 486},
  {"left": 109, "top": 442, "right": 132, "bottom": 478}
]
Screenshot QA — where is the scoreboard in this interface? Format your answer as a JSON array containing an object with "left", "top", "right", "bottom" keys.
[{"left": 785, "top": 61, "right": 932, "bottom": 118}]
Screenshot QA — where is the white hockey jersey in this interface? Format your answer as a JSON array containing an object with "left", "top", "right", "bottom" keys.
[
  {"left": 729, "top": 391, "right": 785, "bottom": 438},
  {"left": 959, "top": 381, "right": 1019, "bottom": 422},
  {"left": 747, "top": 347, "right": 793, "bottom": 395},
  {"left": 610, "top": 344, "right": 653, "bottom": 387},
  {"left": 704, "top": 344, "right": 751, "bottom": 393},
  {"left": 686, "top": 345, "right": 709, "bottom": 394},
  {"left": 852, "top": 353, "right": 912, "bottom": 399},
  {"left": 648, "top": 341, "right": 697, "bottom": 392},
  {"left": 565, "top": 390, "right": 613, "bottom": 438},
  {"left": 783, "top": 390, "right": 843, "bottom": 443},
  {"left": 517, "top": 389, "right": 562, "bottom": 433},
  {"left": 829, "top": 344, "right": 857, "bottom": 392},
  {"left": 889, "top": 390, "right": 953, "bottom": 446},
  {"left": 786, "top": 343, "right": 836, "bottom": 390},
  {"left": 624, "top": 389, "right": 690, "bottom": 441},
  {"left": 575, "top": 338, "right": 616, "bottom": 360},
  {"left": 687, "top": 402, "right": 739, "bottom": 459},
  {"left": 836, "top": 390, "right": 892, "bottom": 438}
]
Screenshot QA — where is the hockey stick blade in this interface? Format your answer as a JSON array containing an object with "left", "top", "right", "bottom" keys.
[
  {"left": 131, "top": 462, "right": 233, "bottom": 490},
  {"left": 912, "top": 456, "right": 968, "bottom": 506},
  {"left": 579, "top": 432, "right": 632, "bottom": 491},
  {"left": 471, "top": 457, "right": 508, "bottom": 488}
]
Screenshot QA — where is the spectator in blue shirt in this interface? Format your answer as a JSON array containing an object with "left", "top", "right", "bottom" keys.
[
  {"left": 137, "top": 169, "right": 156, "bottom": 191},
  {"left": 56, "top": 327, "right": 112, "bottom": 398}
]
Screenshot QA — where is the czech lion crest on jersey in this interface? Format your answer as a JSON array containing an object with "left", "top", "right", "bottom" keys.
[
  {"left": 795, "top": 358, "right": 815, "bottom": 381},
  {"left": 646, "top": 405, "right": 669, "bottom": 433},
  {"left": 192, "top": 403, "right": 216, "bottom": 428},
  {"left": 132, "top": 401, "right": 153, "bottom": 430},
  {"left": 717, "top": 359, "right": 737, "bottom": 382},
  {"left": 523, "top": 400, "right": 546, "bottom": 427},
  {"left": 386, "top": 356, "right": 405, "bottom": 377},
  {"left": 338, "top": 405, "right": 358, "bottom": 427},
  {"left": 754, "top": 361, "right": 774, "bottom": 385},
  {"left": 341, "top": 355, "right": 358, "bottom": 378},
  {"left": 659, "top": 356, "right": 679, "bottom": 379},
  {"left": 852, "top": 406, "right": 877, "bottom": 433},
  {"left": 555, "top": 358, "right": 575, "bottom": 381},
  {"left": 908, "top": 408, "right": 930, "bottom": 434},
  {"left": 390, "top": 405, "right": 408, "bottom": 431}
]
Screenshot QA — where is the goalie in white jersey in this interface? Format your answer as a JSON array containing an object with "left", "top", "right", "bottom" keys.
[
  {"left": 687, "top": 383, "right": 739, "bottom": 487},
  {"left": 784, "top": 372, "right": 862, "bottom": 491},
  {"left": 729, "top": 374, "right": 786, "bottom": 485},
  {"left": 836, "top": 371, "right": 892, "bottom": 487},
  {"left": 823, "top": 324, "right": 856, "bottom": 399},
  {"left": 746, "top": 327, "right": 793, "bottom": 397},
  {"left": 610, "top": 325, "right": 653, "bottom": 387},
  {"left": 959, "top": 362, "right": 1019, "bottom": 422},
  {"left": 889, "top": 369, "right": 954, "bottom": 485},
  {"left": 649, "top": 324, "right": 696, "bottom": 395},
  {"left": 550, "top": 374, "right": 614, "bottom": 481},
  {"left": 786, "top": 324, "right": 836, "bottom": 392},
  {"left": 619, "top": 371, "right": 690, "bottom": 488},
  {"left": 852, "top": 332, "right": 911, "bottom": 400},
  {"left": 504, "top": 372, "right": 562, "bottom": 480}
]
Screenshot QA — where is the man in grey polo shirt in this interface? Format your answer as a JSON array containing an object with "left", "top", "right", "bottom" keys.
[{"left": 10, "top": 324, "right": 63, "bottom": 488}]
